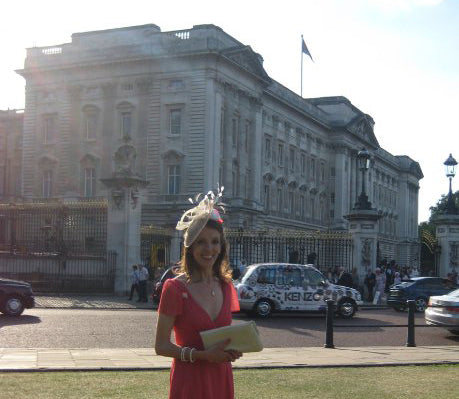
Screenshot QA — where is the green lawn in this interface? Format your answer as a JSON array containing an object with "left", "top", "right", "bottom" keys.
[{"left": 0, "top": 365, "right": 457, "bottom": 399}]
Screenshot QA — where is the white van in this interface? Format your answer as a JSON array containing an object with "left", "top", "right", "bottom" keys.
[{"left": 235, "top": 263, "right": 362, "bottom": 318}]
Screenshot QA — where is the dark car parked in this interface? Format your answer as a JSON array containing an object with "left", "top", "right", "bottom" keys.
[
  {"left": 0, "top": 277, "right": 35, "bottom": 316},
  {"left": 152, "top": 266, "right": 180, "bottom": 304},
  {"left": 387, "top": 277, "right": 458, "bottom": 312}
]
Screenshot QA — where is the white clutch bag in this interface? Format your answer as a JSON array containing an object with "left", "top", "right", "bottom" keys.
[{"left": 200, "top": 321, "right": 263, "bottom": 353}]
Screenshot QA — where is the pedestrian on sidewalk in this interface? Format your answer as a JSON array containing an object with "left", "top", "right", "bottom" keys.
[
  {"left": 374, "top": 267, "right": 386, "bottom": 304},
  {"left": 128, "top": 265, "right": 140, "bottom": 300},
  {"left": 337, "top": 266, "right": 353, "bottom": 288},
  {"left": 137, "top": 264, "right": 149, "bottom": 302},
  {"left": 364, "top": 268, "right": 376, "bottom": 302},
  {"left": 155, "top": 187, "right": 242, "bottom": 399}
]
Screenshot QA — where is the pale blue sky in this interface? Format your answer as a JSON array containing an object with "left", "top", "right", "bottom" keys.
[{"left": 1, "top": 0, "right": 458, "bottom": 222}]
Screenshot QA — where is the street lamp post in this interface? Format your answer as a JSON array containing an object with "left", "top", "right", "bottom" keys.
[
  {"left": 444, "top": 153, "right": 457, "bottom": 215},
  {"left": 354, "top": 148, "right": 372, "bottom": 210}
]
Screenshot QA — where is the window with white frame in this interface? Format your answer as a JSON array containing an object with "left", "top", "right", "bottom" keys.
[
  {"left": 167, "top": 165, "right": 180, "bottom": 194},
  {"left": 265, "top": 137, "right": 271, "bottom": 161},
  {"left": 277, "top": 188, "right": 283, "bottom": 212},
  {"left": 84, "top": 167, "right": 96, "bottom": 197},
  {"left": 289, "top": 148, "right": 295, "bottom": 171},
  {"left": 310, "top": 158, "right": 316, "bottom": 180},
  {"left": 169, "top": 109, "right": 182, "bottom": 135},
  {"left": 121, "top": 111, "right": 132, "bottom": 138},
  {"left": 278, "top": 143, "right": 284, "bottom": 167},
  {"left": 83, "top": 107, "right": 98, "bottom": 140},
  {"left": 264, "top": 185, "right": 270, "bottom": 210},
  {"left": 43, "top": 114, "right": 56, "bottom": 144},
  {"left": 42, "top": 170, "right": 53, "bottom": 198}
]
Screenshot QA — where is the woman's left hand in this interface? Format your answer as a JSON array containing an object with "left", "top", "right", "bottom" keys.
[{"left": 225, "top": 350, "right": 243, "bottom": 362}]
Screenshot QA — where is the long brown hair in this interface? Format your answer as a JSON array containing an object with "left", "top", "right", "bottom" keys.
[{"left": 179, "top": 219, "right": 232, "bottom": 283}]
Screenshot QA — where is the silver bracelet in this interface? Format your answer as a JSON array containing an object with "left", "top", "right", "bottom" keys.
[
  {"left": 189, "top": 348, "right": 196, "bottom": 363},
  {"left": 180, "top": 346, "right": 189, "bottom": 362}
]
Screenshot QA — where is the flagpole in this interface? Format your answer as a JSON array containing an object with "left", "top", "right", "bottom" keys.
[{"left": 301, "top": 35, "right": 304, "bottom": 98}]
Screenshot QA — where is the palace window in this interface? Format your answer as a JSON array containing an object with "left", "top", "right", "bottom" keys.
[
  {"left": 42, "top": 170, "right": 53, "bottom": 198},
  {"left": 278, "top": 143, "right": 284, "bottom": 167},
  {"left": 167, "top": 165, "right": 181, "bottom": 195},
  {"left": 42, "top": 114, "right": 56, "bottom": 144},
  {"left": 121, "top": 111, "right": 132, "bottom": 138},
  {"left": 265, "top": 138, "right": 271, "bottom": 161},
  {"left": 264, "top": 185, "right": 270, "bottom": 210},
  {"left": 289, "top": 148, "right": 295, "bottom": 171},
  {"left": 169, "top": 109, "right": 182, "bottom": 135},
  {"left": 84, "top": 168, "right": 96, "bottom": 197}
]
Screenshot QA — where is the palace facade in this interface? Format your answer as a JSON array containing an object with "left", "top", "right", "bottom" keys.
[{"left": 15, "top": 24, "right": 423, "bottom": 266}]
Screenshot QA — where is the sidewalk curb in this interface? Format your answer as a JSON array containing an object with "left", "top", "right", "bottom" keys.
[{"left": 2, "top": 360, "right": 458, "bottom": 373}]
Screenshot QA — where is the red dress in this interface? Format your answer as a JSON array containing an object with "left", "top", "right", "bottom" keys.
[{"left": 158, "top": 278, "right": 240, "bottom": 399}]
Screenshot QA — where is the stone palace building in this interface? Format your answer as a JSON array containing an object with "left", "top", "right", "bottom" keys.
[{"left": 14, "top": 23, "right": 423, "bottom": 267}]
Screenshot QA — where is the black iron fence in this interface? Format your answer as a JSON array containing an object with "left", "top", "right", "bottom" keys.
[
  {"left": 225, "top": 229, "right": 353, "bottom": 273},
  {"left": 0, "top": 200, "right": 115, "bottom": 293},
  {"left": 0, "top": 200, "right": 107, "bottom": 256},
  {"left": 0, "top": 251, "right": 117, "bottom": 293}
]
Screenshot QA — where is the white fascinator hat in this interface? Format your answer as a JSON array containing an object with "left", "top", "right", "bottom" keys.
[{"left": 176, "top": 186, "right": 225, "bottom": 247}]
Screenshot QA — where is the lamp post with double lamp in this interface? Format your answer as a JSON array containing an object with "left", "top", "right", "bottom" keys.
[
  {"left": 354, "top": 148, "right": 372, "bottom": 211},
  {"left": 444, "top": 153, "right": 458, "bottom": 215}
]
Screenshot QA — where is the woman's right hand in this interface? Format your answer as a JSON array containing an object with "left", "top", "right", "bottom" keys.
[{"left": 202, "top": 339, "right": 233, "bottom": 363}]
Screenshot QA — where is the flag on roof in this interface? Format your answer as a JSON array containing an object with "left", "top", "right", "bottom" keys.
[{"left": 302, "top": 38, "right": 314, "bottom": 62}]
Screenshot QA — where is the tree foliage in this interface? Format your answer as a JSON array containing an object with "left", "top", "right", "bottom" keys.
[{"left": 428, "top": 190, "right": 459, "bottom": 223}]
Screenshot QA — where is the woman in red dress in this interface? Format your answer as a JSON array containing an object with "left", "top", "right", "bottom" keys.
[{"left": 155, "top": 189, "right": 242, "bottom": 399}]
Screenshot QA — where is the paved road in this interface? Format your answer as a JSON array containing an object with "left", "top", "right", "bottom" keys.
[{"left": 1, "top": 308, "right": 458, "bottom": 348}]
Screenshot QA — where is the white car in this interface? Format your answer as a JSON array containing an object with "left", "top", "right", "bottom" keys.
[
  {"left": 235, "top": 263, "right": 362, "bottom": 318},
  {"left": 425, "top": 288, "right": 459, "bottom": 334}
]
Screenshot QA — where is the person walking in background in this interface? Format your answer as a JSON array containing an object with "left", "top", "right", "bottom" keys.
[
  {"left": 128, "top": 265, "right": 139, "bottom": 300},
  {"left": 337, "top": 266, "right": 353, "bottom": 288},
  {"left": 393, "top": 271, "right": 402, "bottom": 286},
  {"left": 374, "top": 268, "right": 386, "bottom": 304},
  {"left": 364, "top": 268, "right": 376, "bottom": 302},
  {"left": 137, "top": 263, "right": 149, "bottom": 302}
]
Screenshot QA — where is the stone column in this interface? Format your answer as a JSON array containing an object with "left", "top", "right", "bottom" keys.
[
  {"left": 170, "top": 230, "right": 182, "bottom": 265},
  {"left": 106, "top": 186, "right": 144, "bottom": 294},
  {"left": 101, "top": 139, "right": 148, "bottom": 295},
  {"left": 433, "top": 214, "right": 459, "bottom": 277},
  {"left": 345, "top": 210, "right": 381, "bottom": 282}
]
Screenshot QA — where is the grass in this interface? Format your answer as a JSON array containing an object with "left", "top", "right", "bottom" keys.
[{"left": 0, "top": 365, "right": 458, "bottom": 399}]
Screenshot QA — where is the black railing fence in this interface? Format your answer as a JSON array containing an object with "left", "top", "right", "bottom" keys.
[
  {"left": 225, "top": 229, "right": 353, "bottom": 273},
  {"left": 0, "top": 200, "right": 114, "bottom": 293},
  {"left": 0, "top": 200, "right": 107, "bottom": 256}
]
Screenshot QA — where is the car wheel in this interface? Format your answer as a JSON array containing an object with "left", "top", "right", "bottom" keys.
[
  {"left": 337, "top": 299, "right": 356, "bottom": 318},
  {"left": 3, "top": 296, "right": 24, "bottom": 316},
  {"left": 253, "top": 299, "right": 273, "bottom": 318},
  {"left": 415, "top": 297, "right": 427, "bottom": 312},
  {"left": 448, "top": 329, "right": 459, "bottom": 335},
  {"left": 394, "top": 305, "right": 406, "bottom": 312}
]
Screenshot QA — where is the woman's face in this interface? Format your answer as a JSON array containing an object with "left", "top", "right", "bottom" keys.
[{"left": 191, "top": 226, "right": 222, "bottom": 271}]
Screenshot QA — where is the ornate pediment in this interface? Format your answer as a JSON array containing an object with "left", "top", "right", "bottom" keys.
[
  {"left": 347, "top": 115, "right": 379, "bottom": 147},
  {"left": 38, "top": 155, "right": 58, "bottom": 168},
  {"left": 221, "top": 46, "right": 271, "bottom": 83}
]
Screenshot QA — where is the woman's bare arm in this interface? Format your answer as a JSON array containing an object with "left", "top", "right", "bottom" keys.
[{"left": 155, "top": 313, "right": 240, "bottom": 363}]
